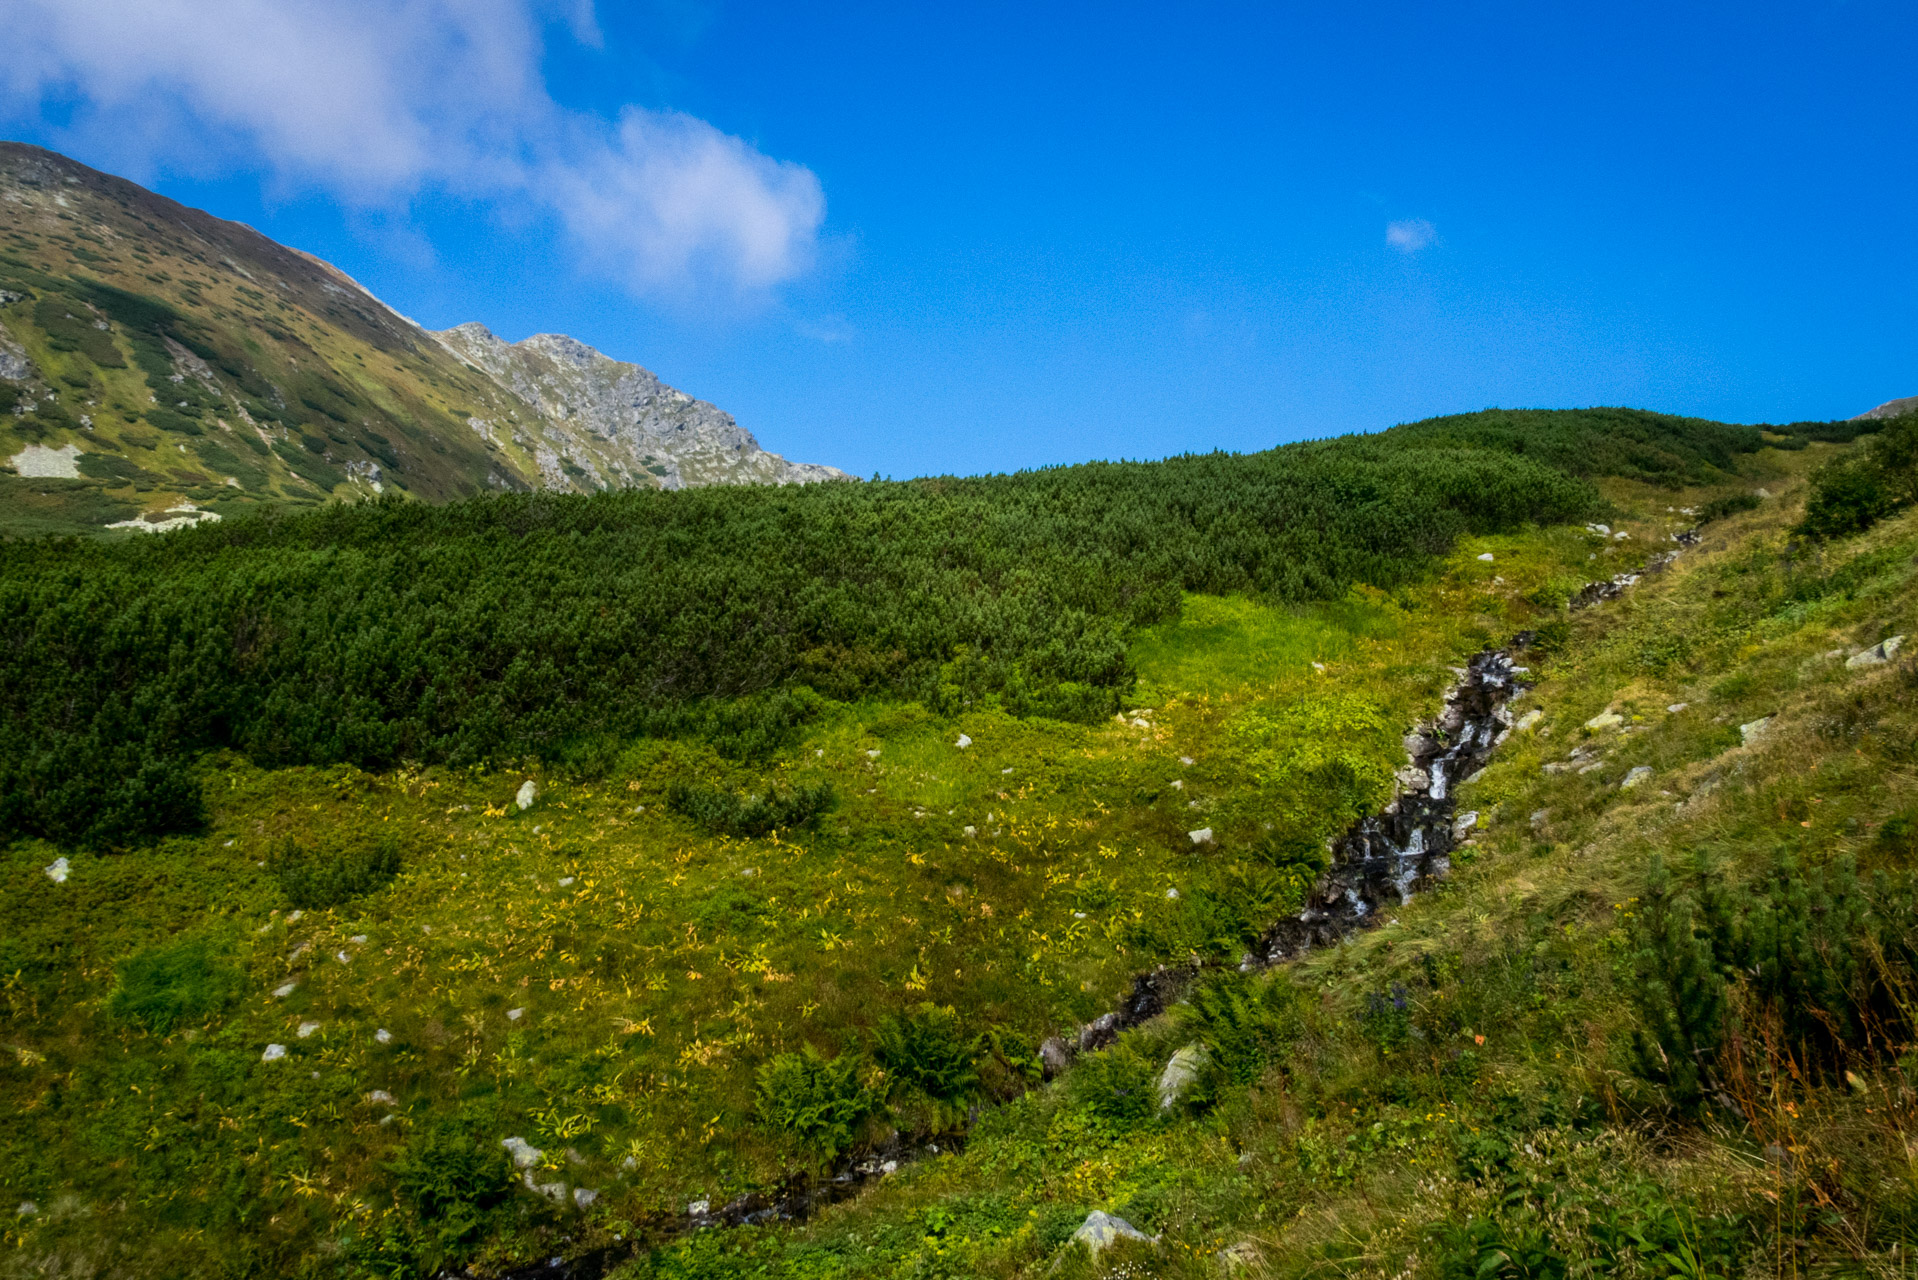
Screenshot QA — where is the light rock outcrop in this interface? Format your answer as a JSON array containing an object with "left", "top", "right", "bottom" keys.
[
  {"left": 1854, "top": 396, "right": 1918, "bottom": 420},
  {"left": 435, "top": 323, "right": 848, "bottom": 491}
]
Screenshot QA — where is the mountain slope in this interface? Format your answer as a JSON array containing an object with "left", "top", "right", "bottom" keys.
[{"left": 0, "top": 141, "right": 844, "bottom": 536}]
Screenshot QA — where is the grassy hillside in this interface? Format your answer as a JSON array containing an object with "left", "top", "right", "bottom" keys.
[
  {"left": 614, "top": 442, "right": 1918, "bottom": 1279},
  {"left": 6, "top": 412, "right": 1914, "bottom": 1279}
]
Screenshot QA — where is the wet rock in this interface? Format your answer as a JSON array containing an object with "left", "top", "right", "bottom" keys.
[
  {"left": 1072, "top": 1210, "right": 1152, "bottom": 1257},
  {"left": 1157, "top": 1043, "right": 1209, "bottom": 1110},
  {"left": 1452, "top": 811, "right": 1479, "bottom": 841},
  {"left": 1255, "top": 649, "right": 1526, "bottom": 964},
  {"left": 1848, "top": 636, "right": 1905, "bottom": 669},
  {"left": 1078, "top": 1012, "right": 1121, "bottom": 1053},
  {"left": 515, "top": 779, "right": 538, "bottom": 810}
]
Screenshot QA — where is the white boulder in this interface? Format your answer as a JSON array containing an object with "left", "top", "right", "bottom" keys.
[{"left": 1072, "top": 1210, "right": 1153, "bottom": 1257}]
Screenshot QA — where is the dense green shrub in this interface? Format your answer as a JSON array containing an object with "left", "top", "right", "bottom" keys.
[
  {"left": 267, "top": 829, "right": 403, "bottom": 909},
  {"left": 1629, "top": 853, "right": 1918, "bottom": 1110},
  {"left": 1384, "top": 405, "right": 1774, "bottom": 485},
  {"left": 666, "top": 782, "right": 837, "bottom": 838},
  {"left": 1797, "top": 415, "right": 1918, "bottom": 539},
  {"left": 753, "top": 1045, "right": 874, "bottom": 1160},
  {"left": 387, "top": 1121, "right": 518, "bottom": 1262},
  {"left": 107, "top": 933, "right": 246, "bottom": 1034},
  {"left": 1066, "top": 1044, "right": 1159, "bottom": 1135},
  {"left": 8, "top": 407, "right": 1774, "bottom": 852},
  {"left": 1697, "top": 492, "right": 1761, "bottom": 524}
]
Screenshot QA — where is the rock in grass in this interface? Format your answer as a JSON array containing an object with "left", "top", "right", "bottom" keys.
[
  {"left": 1039, "top": 1036, "right": 1074, "bottom": 1079},
  {"left": 1187, "top": 827, "right": 1214, "bottom": 845},
  {"left": 501, "top": 1136, "right": 543, "bottom": 1169},
  {"left": 374, "top": 1028, "right": 392, "bottom": 1044},
  {"left": 1157, "top": 1043, "right": 1210, "bottom": 1110},
  {"left": 1218, "top": 1241, "right": 1261, "bottom": 1272},
  {"left": 273, "top": 982, "right": 297, "bottom": 998},
  {"left": 1477, "top": 552, "right": 1495, "bottom": 562},
  {"left": 1584, "top": 711, "right": 1624, "bottom": 731},
  {"left": 1072, "top": 1210, "right": 1152, "bottom": 1257},
  {"left": 573, "top": 1187, "right": 598, "bottom": 1208},
  {"left": 297, "top": 1022, "right": 320, "bottom": 1038},
  {"left": 516, "top": 779, "right": 538, "bottom": 810},
  {"left": 43, "top": 857, "right": 68, "bottom": 883},
  {"left": 955, "top": 734, "right": 972, "bottom": 749},
  {"left": 1740, "top": 717, "right": 1772, "bottom": 746},
  {"left": 1847, "top": 636, "right": 1906, "bottom": 669},
  {"left": 1621, "top": 766, "right": 1654, "bottom": 789},
  {"left": 262, "top": 1044, "right": 287, "bottom": 1062}
]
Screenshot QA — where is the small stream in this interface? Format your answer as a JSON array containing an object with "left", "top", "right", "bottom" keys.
[{"left": 486, "top": 644, "right": 1538, "bottom": 1279}]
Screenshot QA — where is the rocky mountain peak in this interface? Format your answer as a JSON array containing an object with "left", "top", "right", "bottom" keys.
[{"left": 434, "top": 323, "right": 847, "bottom": 490}]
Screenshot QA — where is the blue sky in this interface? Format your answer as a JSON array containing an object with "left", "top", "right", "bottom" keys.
[{"left": 5, "top": 1, "right": 1915, "bottom": 478}]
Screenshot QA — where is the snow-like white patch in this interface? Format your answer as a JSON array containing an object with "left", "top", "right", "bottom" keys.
[
  {"left": 107, "top": 502, "right": 222, "bottom": 534},
  {"left": 11, "top": 443, "right": 82, "bottom": 478}
]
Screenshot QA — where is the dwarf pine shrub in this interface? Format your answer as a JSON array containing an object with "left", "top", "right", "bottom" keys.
[
  {"left": 267, "top": 829, "right": 403, "bottom": 910},
  {"left": 666, "top": 781, "right": 837, "bottom": 838},
  {"left": 1629, "top": 853, "right": 1918, "bottom": 1109},
  {"left": 1798, "top": 414, "right": 1918, "bottom": 539}
]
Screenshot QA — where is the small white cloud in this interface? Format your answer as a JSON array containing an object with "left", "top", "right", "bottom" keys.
[
  {"left": 1385, "top": 219, "right": 1438, "bottom": 253},
  {"left": 0, "top": 0, "right": 824, "bottom": 298}
]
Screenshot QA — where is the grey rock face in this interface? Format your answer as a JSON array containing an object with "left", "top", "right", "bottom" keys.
[
  {"left": 434, "top": 323, "right": 848, "bottom": 492},
  {"left": 1072, "top": 1210, "right": 1153, "bottom": 1257},
  {"left": 0, "top": 319, "right": 32, "bottom": 381},
  {"left": 1854, "top": 395, "right": 1918, "bottom": 421},
  {"left": 1156, "top": 1043, "right": 1209, "bottom": 1111},
  {"left": 1848, "top": 635, "right": 1906, "bottom": 669}
]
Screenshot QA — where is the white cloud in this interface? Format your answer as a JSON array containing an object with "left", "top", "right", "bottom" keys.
[
  {"left": 1385, "top": 218, "right": 1437, "bottom": 254},
  {"left": 0, "top": 0, "right": 824, "bottom": 297}
]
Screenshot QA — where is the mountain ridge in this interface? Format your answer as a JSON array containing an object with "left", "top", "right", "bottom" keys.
[{"left": 0, "top": 140, "right": 846, "bottom": 536}]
